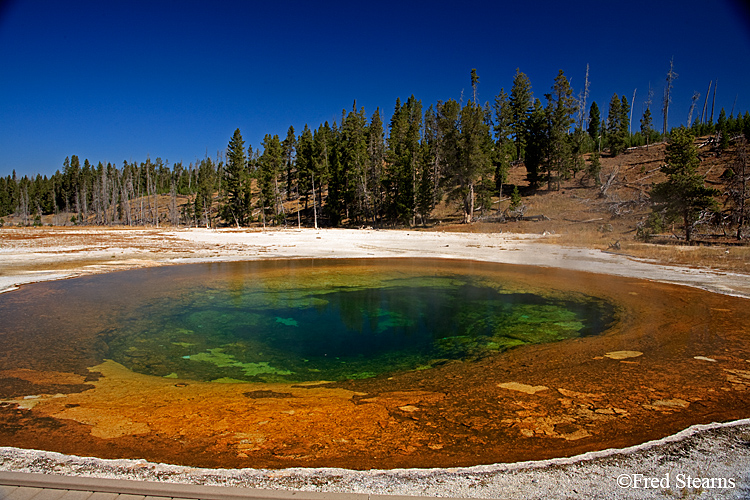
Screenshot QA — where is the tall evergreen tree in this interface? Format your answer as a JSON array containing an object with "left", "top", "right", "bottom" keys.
[
  {"left": 525, "top": 98, "right": 547, "bottom": 187},
  {"left": 607, "top": 94, "right": 628, "bottom": 156},
  {"left": 435, "top": 99, "right": 461, "bottom": 195},
  {"left": 588, "top": 102, "right": 601, "bottom": 147},
  {"left": 366, "top": 108, "right": 386, "bottom": 222},
  {"left": 385, "top": 96, "right": 422, "bottom": 225},
  {"left": 296, "top": 124, "right": 315, "bottom": 211},
  {"left": 545, "top": 70, "right": 577, "bottom": 189},
  {"left": 195, "top": 156, "right": 217, "bottom": 227},
  {"left": 444, "top": 100, "right": 493, "bottom": 223},
  {"left": 311, "top": 122, "right": 333, "bottom": 226},
  {"left": 509, "top": 69, "right": 533, "bottom": 160},
  {"left": 339, "top": 104, "right": 369, "bottom": 222},
  {"left": 620, "top": 95, "right": 631, "bottom": 149},
  {"left": 282, "top": 126, "right": 297, "bottom": 201},
  {"left": 323, "top": 121, "right": 344, "bottom": 225},
  {"left": 493, "top": 88, "right": 513, "bottom": 195},
  {"left": 258, "top": 134, "right": 284, "bottom": 226},
  {"left": 220, "top": 128, "right": 249, "bottom": 227}
]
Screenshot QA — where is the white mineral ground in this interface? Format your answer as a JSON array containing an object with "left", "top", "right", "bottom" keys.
[{"left": 1, "top": 227, "right": 750, "bottom": 499}]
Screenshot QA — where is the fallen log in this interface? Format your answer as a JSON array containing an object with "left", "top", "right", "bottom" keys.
[
  {"left": 521, "top": 214, "right": 550, "bottom": 221},
  {"left": 563, "top": 217, "right": 604, "bottom": 223}
]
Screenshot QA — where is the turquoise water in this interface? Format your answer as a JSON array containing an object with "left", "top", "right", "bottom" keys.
[{"left": 101, "top": 268, "right": 615, "bottom": 383}]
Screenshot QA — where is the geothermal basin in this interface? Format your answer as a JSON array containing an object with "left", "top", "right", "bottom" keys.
[{"left": 1, "top": 256, "right": 750, "bottom": 471}]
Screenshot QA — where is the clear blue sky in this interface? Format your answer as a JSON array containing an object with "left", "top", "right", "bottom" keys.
[{"left": 1, "top": 0, "right": 749, "bottom": 178}]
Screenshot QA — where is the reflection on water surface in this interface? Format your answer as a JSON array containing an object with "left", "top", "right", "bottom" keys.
[{"left": 103, "top": 271, "right": 615, "bottom": 382}]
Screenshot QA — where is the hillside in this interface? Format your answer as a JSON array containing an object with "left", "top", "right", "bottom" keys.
[{"left": 432, "top": 136, "right": 750, "bottom": 273}]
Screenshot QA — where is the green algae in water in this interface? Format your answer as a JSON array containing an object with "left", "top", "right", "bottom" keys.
[{"left": 103, "top": 273, "right": 616, "bottom": 383}]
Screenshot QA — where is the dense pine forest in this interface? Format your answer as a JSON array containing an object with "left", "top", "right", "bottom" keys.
[{"left": 2, "top": 68, "right": 749, "bottom": 239}]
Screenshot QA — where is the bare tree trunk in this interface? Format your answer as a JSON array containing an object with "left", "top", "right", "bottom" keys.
[
  {"left": 154, "top": 187, "right": 159, "bottom": 227},
  {"left": 662, "top": 59, "right": 677, "bottom": 135},
  {"left": 312, "top": 174, "right": 318, "bottom": 229},
  {"left": 295, "top": 182, "right": 301, "bottom": 229},
  {"left": 700, "top": 81, "right": 711, "bottom": 125},
  {"left": 170, "top": 181, "right": 179, "bottom": 227},
  {"left": 18, "top": 187, "right": 29, "bottom": 226},
  {"left": 577, "top": 64, "right": 590, "bottom": 130},
  {"left": 710, "top": 79, "right": 718, "bottom": 124},
  {"left": 630, "top": 88, "right": 636, "bottom": 136},
  {"left": 464, "top": 183, "right": 474, "bottom": 223},
  {"left": 138, "top": 174, "right": 144, "bottom": 226},
  {"left": 110, "top": 174, "right": 119, "bottom": 224},
  {"left": 75, "top": 191, "right": 81, "bottom": 224},
  {"left": 273, "top": 176, "right": 285, "bottom": 225},
  {"left": 123, "top": 174, "right": 133, "bottom": 226},
  {"left": 81, "top": 185, "right": 88, "bottom": 225}
]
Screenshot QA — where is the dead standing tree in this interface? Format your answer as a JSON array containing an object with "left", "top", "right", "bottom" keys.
[
  {"left": 700, "top": 81, "right": 712, "bottom": 125},
  {"left": 662, "top": 58, "right": 678, "bottom": 135},
  {"left": 576, "top": 64, "right": 590, "bottom": 131}
]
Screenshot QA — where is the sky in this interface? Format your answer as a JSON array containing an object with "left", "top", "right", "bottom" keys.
[{"left": 1, "top": 0, "right": 749, "bottom": 178}]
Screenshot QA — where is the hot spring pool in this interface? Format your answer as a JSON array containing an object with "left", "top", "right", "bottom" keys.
[
  {"left": 1, "top": 258, "right": 748, "bottom": 470},
  {"left": 99, "top": 262, "right": 615, "bottom": 383}
]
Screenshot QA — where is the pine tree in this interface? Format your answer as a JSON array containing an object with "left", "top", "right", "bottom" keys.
[
  {"left": 493, "top": 88, "right": 513, "bottom": 196},
  {"left": 415, "top": 140, "right": 434, "bottom": 225},
  {"left": 619, "top": 95, "right": 631, "bottom": 150},
  {"left": 444, "top": 99, "right": 493, "bottom": 223},
  {"left": 385, "top": 96, "right": 422, "bottom": 225},
  {"left": 545, "top": 70, "right": 577, "bottom": 189},
  {"left": 311, "top": 122, "right": 333, "bottom": 227},
  {"left": 220, "top": 128, "right": 248, "bottom": 227},
  {"left": 196, "top": 156, "right": 217, "bottom": 227},
  {"left": 588, "top": 102, "right": 601, "bottom": 147},
  {"left": 641, "top": 106, "right": 655, "bottom": 150},
  {"left": 509, "top": 69, "right": 533, "bottom": 160},
  {"left": 587, "top": 151, "right": 602, "bottom": 186},
  {"left": 258, "top": 134, "right": 284, "bottom": 226},
  {"left": 607, "top": 94, "right": 625, "bottom": 156},
  {"left": 570, "top": 127, "right": 587, "bottom": 178},
  {"left": 296, "top": 124, "right": 315, "bottom": 212},
  {"left": 339, "top": 103, "right": 368, "bottom": 222},
  {"left": 525, "top": 98, "right": 547, "bottom": 187},
  {"left": 650, "top": 127, "right": 719, "bottom": 242},
  {"left": 367, "top": 108, "right": 386, "bottom": 222},
  {"left": 717, "top": 108, "right": 729, "bottom": 152},
  {"left": 282, "top": 126, "right": 296, "bottom": 202},
  {"left": 436, "top": 99, "right": 461, "bottom": 194},
  {"left": 323, "top": 120, "right": 345, "bottom": 226}
]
